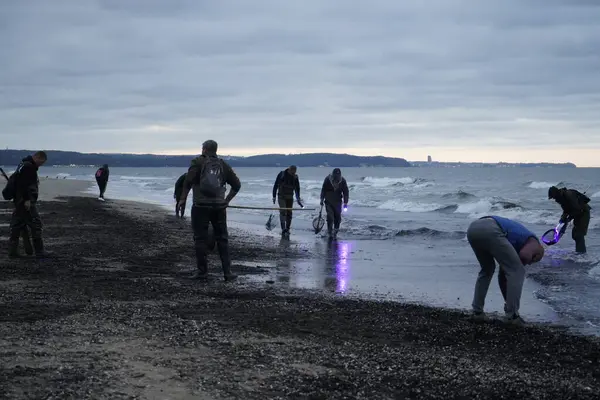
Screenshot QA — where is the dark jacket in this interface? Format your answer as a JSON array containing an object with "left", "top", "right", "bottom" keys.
[
  {"left": 554, "top": 188, "right": 591, "bottom": 220},
  {"left": 273, "top": 170, "right": 300, "bottom": 199},
  {"left": 320, "top": 174, "right": 349, "bottom": 205},
  {"left": 95, "top": 165, "right": 110, "bottom": 182},
  {"left": 184, "top": 154, "right": 241, "bottom": 206},
  {"left": 15, "top": 156, "right": 40, "bottom": 203},
  {"left": 174, "top": 173, "right": 187, "bottom": 199}
]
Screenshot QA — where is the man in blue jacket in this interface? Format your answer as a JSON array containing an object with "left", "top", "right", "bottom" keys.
[{"left": 467, "top": 215, "right": 545, "bottom": 324}]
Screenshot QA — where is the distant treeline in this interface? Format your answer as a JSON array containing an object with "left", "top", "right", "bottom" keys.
[{"left": 0, "top": 150, "right": 412, "bottom": 168}]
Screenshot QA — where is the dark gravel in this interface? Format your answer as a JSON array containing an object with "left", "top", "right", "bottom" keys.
[{"left": 1, "top": 197, "right": 599, "bottom": 399}]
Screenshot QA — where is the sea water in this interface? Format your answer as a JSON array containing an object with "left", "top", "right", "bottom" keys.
[{"left": 38, "top": 165, "right": 600, "bottom": 335}]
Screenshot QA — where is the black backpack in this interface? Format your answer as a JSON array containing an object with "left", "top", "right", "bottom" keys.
[
  {"left": 1, "top": 167, "right": 17, "bottom": 201},
  {"left": 197, "top": 157, "right": 225, "bottom": 197},
  {"left": 571, "top": 189, "right": 591, "bottom": 205}
]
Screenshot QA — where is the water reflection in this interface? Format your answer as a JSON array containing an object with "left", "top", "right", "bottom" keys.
[{"left": 323, "top": 240, "right": 351, "bottom": 293}]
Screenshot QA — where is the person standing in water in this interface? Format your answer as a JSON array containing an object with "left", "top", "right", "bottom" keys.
[
  {"left": 548, "top": 185, "right": 591, "bottom": 253},
  {"left": 95, "top": 164, "right": 110, "bottom": 201},
  {"left": 466, "top": 215, "right": 544, "bottom": 324},
  {"left": 174, "top": 172, "right": 187, "bottom": 218},
  {"left": 320, "top": 168, "right": 349, "bottom": 239},
  {"left": 272, "top": 165, "right": 303, "bottom": 237}
]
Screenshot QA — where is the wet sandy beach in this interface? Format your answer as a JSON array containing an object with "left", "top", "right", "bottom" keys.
[{"left": 1, "top": 187, "right": 600, "bottom": 399}]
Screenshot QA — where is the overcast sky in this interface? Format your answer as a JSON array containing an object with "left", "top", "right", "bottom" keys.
[{"left": 1, "top": 0, "right": 600, "bottom": 165}]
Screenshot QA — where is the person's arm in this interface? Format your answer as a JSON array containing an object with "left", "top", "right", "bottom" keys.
[
  {"left": 178, "top": 166, "right": 198, "bottom": 204},
  {"left": 294, "top": 176, "right": 302, "bottom": 205},
  {"left": 320, "top": 178, "right": 327, "bottom": 204},
  {"left": 174, "top": 175, "right": 184, "bottom": 198},
  {"left": 272, "top": 172, "right": 281, "bottom": 200},
  {"left": 342, "top": 178, "right": 349, "bottom": 205},
  {"left": 224, "top": 163, "right": 241, "bottom": 203}
]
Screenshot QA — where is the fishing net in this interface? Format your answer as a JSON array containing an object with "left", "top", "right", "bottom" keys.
[
  {"left": 541, "top": 222, "right": 567, "bottom": 246},
  {"left": 312, "top": 205, "right": 325, "bottom": 233}
]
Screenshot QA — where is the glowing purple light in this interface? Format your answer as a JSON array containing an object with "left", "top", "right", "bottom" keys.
[
  {"left": 343, "top": 205, "right": 348, "bottom": 213},
  {"left": 336, "top": 242, "right": 351, "bottom": 292}
]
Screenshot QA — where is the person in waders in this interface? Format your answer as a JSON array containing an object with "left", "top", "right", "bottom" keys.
[
  {"left": 95, "top": 164, "right": 110, "bottom": 201},
  {"left": 320, "top": 168, "right": 349, "bottom": 240},
  {"left": 548, "top": 186, "right": 591, "bottom": 253},
  {"left": 178, "top": 140, "right": 241, "bottom": 282},
  {"left": 7, "top": 151, "right": 53, "bottom": 258},
  {"left": 272, "top": 165, "right": 303, "bottom": 237}
]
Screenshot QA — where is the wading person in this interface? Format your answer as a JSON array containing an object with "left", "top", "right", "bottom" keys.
[
  {"left": 178, "top": 140, "right": 241, "bottom": 281},
  {"left": 467, "top": 215, "right": 544, "bottom": 324},
  {"left": 548, "top": 186, "right": 591, "bottom": 253},
  {"left": 319, "top": 168, "right": 349, "bottom": 239},
  {"left": 272, "top": 165, "right": 302, "bottom": 237},
  {"left": 8, "top": 151, "right": 52, "bottom": 258},
  {"left": 95, "top": 164, "right": 110, "bottom": 201},
  {"left": 174, "top": 172, "right": 187, "bottom": 218}
]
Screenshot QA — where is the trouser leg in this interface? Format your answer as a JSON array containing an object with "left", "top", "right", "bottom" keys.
[
  {"left": 467, "top": 220, "right": 497, "bottom": 314},
  {"left": 211, "top": 207, "right": 235, "bottom": 280},
  {"left": 572, "top": 210, "right": 590, "bottom": 253},
  {"left": 191, "top": 206, "right": 210, "bottom": 276}
]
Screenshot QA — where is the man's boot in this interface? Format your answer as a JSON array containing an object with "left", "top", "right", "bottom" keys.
[
  {"left": 33, "top": 237, "right": 53, "bottom": 259},
  {"left": 575, "top": 238, "right": 587, "bottom": 253},
  {"left": 217, "top": 241, "right": 237, "bottom": 282},
  {"left": 8, "top": 238, "right": 20, "bottom": 258},
  {"left": 333, "top": 228, "right": 339, "bottom": 240},
  {"left": 22, "top": 229, "right": 33, "bottom": 256},
  {"left": 193, "top": 245, "right": 209, "bottom": 280}
]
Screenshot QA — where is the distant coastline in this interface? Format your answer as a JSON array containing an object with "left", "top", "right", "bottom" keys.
[{"left": 0, "top": 149, "right": 576, "bottom": 168}]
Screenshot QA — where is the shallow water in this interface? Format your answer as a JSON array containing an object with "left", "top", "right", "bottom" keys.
[{"left": 30, "top": 165, "right": 600, "bottom": 335}]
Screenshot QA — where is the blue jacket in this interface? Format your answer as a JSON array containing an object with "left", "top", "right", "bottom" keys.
[{"left": 486, "top": 216, "right": 538, "bottom": 252}]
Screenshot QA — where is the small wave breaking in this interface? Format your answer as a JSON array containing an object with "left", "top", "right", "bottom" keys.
[
  {"left": 360, "top": 176, "right": 428, "bottom": 187},
  {"left": 395, "top": 227, "right": 466, "bottom": 240},
  {"left": 527, "top": 181, "right": 562, "bottom": 189}
]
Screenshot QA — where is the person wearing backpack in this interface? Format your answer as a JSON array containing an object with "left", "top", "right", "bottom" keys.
[
  {"left": 6, "top": 151, "right": 52, "bottom": 258},
  {"left": 177, "top": 140, "right": 241, "bottom": 281},
  {"left": 548, "top": 186, "right": 591, "bottom": 253},
  {"left": 272, "top": 165, "right": 303, "bottom": 237},
  {"left": 95, "top": 164, "right": 110, "bottom": 201}
]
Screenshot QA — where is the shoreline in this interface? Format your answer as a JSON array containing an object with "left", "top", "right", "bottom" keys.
[{"left": 1, "top": 190, "right": 600, "bottom": 398}]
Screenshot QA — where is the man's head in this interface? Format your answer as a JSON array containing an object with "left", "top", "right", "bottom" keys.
[
  {"left": 331, "top": 168, "right": 342, "bottom": 182},
  {"left": 519, "top": 237, "right": 545, "bottom": 265},
  {"left": 202, "top": 140, "right": 218, "bottom": 156},
  {"left": 548, "top": 186, "right": 560, "bottom": 200},
  {"left": 287, "top": 165, "right": 297, "bottom": 175},
  {"left": 32, "top": 151, "right": 47, "bottom": 167}
]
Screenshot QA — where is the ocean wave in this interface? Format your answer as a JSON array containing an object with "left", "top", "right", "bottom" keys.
[
  {"left": 118, "top": 175, "right": 175, "bottom": 181},
  {"left": 441, "top": 190, "right": 477, "bottom": 200},
  {"left": 360, "top": 176, "right": 427, "bottom": 187},
  {"left": 592, "top": 191, "right": 600, "bottom": 198},
  {"left": 455, "top": 199, "right": 522, "bottom": 214},
  {"left": 395, "top": 227, "right": 466, "bottom": 240},
  {"left": 528, "top": 181, "right": 561, "bottom": 189},
  {"left": 377, "top": 200, "right": 443, "bottom": 213}
]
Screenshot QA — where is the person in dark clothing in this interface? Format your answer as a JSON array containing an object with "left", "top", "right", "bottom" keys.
[
  {"left": 174, "top": 173, "right": 187, "bottom": 218},
  {"left": 272, "top": 165, "right": 303, "bottom": 236},
  {"left": 548, "top": 186, "right": 591, "bottom": 253},
  {"left": 178, "top": 140, "right": 241, "bottom": 281},
  {"left": 1, "top": 167, "right": 33, "bottom": 256},
  {"left": 320, "top": 168, "right": 349, "bottom": 239},
  {"left": 95, "top": 164, "right": 110, "bottom": 201},
  {"left": 8, "top": 151, "right": 52, "bottom": 258}
]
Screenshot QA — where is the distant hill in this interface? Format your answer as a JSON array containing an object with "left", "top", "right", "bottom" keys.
[{"left": 0, "top": 150, "right": 412, "bottom": 168}]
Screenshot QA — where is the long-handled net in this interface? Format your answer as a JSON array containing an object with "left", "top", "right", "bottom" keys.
[
  {"left": 541, "top": 221, "right": 568, "bottom": 246},
  {"left": 312, "top": 205, "right": 325, "bottom": 234}
]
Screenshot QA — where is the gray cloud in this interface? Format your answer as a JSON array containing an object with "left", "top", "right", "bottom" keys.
[{"left": 1, "top": 0, "right": 600, "bottom": 155}]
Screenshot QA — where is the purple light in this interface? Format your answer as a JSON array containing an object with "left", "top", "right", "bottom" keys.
[
  {"left": 336, "top": 242, "right": 351, "bottom": 292},
  {"left": 343, "top": 205, "right": 348, "bottom": 213}
]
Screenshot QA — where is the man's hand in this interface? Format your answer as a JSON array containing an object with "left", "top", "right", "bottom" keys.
[
  {"left": 24, "top": 200, "right": 31, "bottom": 211},
  {"left": 320, "top": 199, "right": 324, "bottom": 206},
  {"left": 343, "top": 203, "right": 348, "bottom": 212},
  {"left": 177, "top": 200, "right": 186, "bottom": 210},
  {"left": 273, "top": 197, "right": 276, "bottom": 205},
  {"left": 297, "top": 197, "right": 304, "bottom": 208}
]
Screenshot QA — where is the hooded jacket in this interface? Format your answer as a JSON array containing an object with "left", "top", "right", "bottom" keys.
[{"left": 320, "top": 172, "right": 349, "bottom": 205}]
